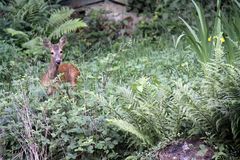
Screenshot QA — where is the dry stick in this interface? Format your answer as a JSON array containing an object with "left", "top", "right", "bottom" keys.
[
  {"left": 24, "top": 93, "right": 39, "bottom": 160},
  {"left": 16, "top": 89, "right": 40, "bottom": 160},
  {"left": 40, "top": 108, "right": 50, "bottom": 160}
]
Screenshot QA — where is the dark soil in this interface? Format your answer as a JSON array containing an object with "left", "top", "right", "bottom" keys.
[{"left": 155, "top": 139, "right": 214, "bottom": 160}]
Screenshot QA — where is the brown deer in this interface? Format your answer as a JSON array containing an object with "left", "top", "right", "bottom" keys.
[{"left": 41, "top": 36, "right": 80, "bottom": 95}]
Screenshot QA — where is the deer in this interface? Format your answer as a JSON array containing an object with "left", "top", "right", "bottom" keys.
[{"left": 41, "top": 36, "right": 80, "bottom": 95}]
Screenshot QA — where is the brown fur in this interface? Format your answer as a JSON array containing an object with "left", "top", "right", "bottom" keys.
[
  {"left": 41, "top": 63, "right": 80, "bottom": 95},
  {"left": 57, "top": 63, "right": 80, "bottom": 86}
]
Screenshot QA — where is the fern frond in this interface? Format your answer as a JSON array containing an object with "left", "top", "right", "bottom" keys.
[
  {"left": 11, "top": 0, "right": 49, "bottom": 28},
  {"left": 5, "top": 28, "right": 29, "bottom": 39},
  {"left": 107, "top": 119, "right": 152, "bottom": 145},
  {"left": 48, "top": 7, "right": 74, "bottom": 27},
  {"left": 49, "top": 19, "right": 87, "bottom": 39},
  {"left": 22, "top": 37, "right": 42, "bottom": 50}
]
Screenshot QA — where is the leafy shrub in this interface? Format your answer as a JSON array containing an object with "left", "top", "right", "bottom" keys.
[
  {"left": 136, "top": 0, "right": 196, "bottom": 39},
  {"left": 78, "top": 9, "right": 121, "bottom": 50},
  {"left": 127, "top": 0, "right": 157, "bottom": 14},
  {"left": 134, "top": 0, "right": 233, "bottom": 40},
  {"left": 0, "top": 42, "right": 16, "bottom": 83},
  {"left": 0, "top": 42, "right": 25, "bottom": 87},
  {"left": 0, "top": 75, "right": 130, "bottom": 159}
]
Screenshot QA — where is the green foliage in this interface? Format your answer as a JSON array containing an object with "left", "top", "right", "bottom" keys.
[
  {"left": 49, "top": 19, "right": 87, "bottom": 39},
  {"left": 0, "top": 76, "right": 127, "bottom": 159},
  {"left": 1, "top": 34, "right": 240, "bottom": 159},
  {"left": 135, "top": 0, "right": 233, "bottom": 43},
  {"left": 135, "top": 0, "right": 224, "bottom": 39},
  {"left": 175, "top": 35, "right": 240, "bottom": 152},
  {"left": 136, "top": 0, "right": 195, "bottom": 39},
  {"left": 78, "top": 10, "right": 121, "bottom": 49},
  {"left": 180, "top": 0, "right": 211, "bottom": 63},
  {"left": 48, "top": 7, "right": 75, "bottom": 26},
  {"left": 1, "top": 0, "right": 240, "bottom": 159},
  {"left": 108, "top": 119, "right": 150, "bottom": 145},
  {"left": 0, "top": 37, "right": 198, "bottom": 159},
  {"left": 108, "top": 76, "right": 191, "bottom": 148},
  {"left": 127, "top": 0, "right": 157, "bottom": 14},
  {"left": 182, "top": 62, "right": 240, "bottom": 153},
  {"left": 222, "top": 1, "right": 240, "bottom": 64},
  {"left": 0, "top": 0, "right": 86, "bottom": 52},
  {"left": 181, "top": 0, "right": 240, "bottom": 65},
  {"left": 0, "top": 42, "right": 22, "bottom": 86}
]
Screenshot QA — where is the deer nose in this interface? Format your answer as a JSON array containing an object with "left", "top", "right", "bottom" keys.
[{"left": 56, "top": 60, "right": 61, "bottom": 65}]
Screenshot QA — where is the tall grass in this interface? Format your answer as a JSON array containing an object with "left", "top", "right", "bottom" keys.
[
  {"left": 179, "top": 0, "right": 211, "bottom": 63},
  {"left": 222, "top": 1, "right": 240, "bottom": 64}
]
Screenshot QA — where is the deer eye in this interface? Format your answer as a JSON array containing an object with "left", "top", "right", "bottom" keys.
[
  {"left": 60, "top": 50, "right": 63, "bottom": 53},
  {"left": 51, "top": 52, "right": 54, "bottom": 55}
]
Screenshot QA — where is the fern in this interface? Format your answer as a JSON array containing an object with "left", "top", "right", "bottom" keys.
[
  {"left": 48, "top": 7, "right": 75, "bottom": 27},
  {"left": 5, "top": 28, "right": 29, "bottom": 38},
  {"left": 22, "top": 37, "right": 42, "bottom": 51},
  {"left": 205, "top": 63, "right": 240, "bottom": 144},
  {"left": 13, "top": 0, "right": 49, "bottom": 27},
  {"left": 107, "top": 119, "right": 151, "bottom": 145},
  {"left": 173, "top": 79, "right": 215, "bottom": 134},
  {"left": 2, "top": 0, "right": 87, "bottom": 48},
  {"left": 113, "top": 77, "right": 186, "bottom": 148},
  {"left": 49, "top": 19, "right": 87, "bottom": 39},
  {"left": 177, "top": 60, "right": 240, "bottom": 149}
]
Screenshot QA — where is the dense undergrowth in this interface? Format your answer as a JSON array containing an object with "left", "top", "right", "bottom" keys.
[
  {"left": 0, "top": 38, "right": 195, "bottom": 159},
  {"left": 1, "top": 0, "right": 240, "bottom": 160}
]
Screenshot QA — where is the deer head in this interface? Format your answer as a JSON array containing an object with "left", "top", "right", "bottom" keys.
[{"left": 43, "top": 36, "right": 67, "bottom": 65}]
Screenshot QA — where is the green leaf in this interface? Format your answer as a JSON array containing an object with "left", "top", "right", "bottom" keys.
[
  {"left": 175, "top": 33, "right": 185, "bottom": 48},
  {"left": 179, "top": 17, "right": 199, "bottom": 43},
  {"left": 49, "top": 19, "right": 87, "bottom": 39},
  {"left": 48, "top": 7, "right": 75, "bottom": 26},
  {"left": 107, "top": 119, "right": 152, "bottom": 145},
  {"left": 5, "top": 28, "right": 29, "bottom": 39},
  {"left": 136, "top": 85, "right": 143, "bottom": 92},
  {"left": 196, "top": 144, "right": 208, "bottom": 156},
  {"left": 192, "top": 0, "right": 207, "bottom": 41},
  {"left": 22, "top": 37, "right": 42, "bottom": 49},
  {"left": 125, "top": 155, "right": 138, "bottom": 160}
]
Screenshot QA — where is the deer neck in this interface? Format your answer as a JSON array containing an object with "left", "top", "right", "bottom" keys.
[{"left": 47, "top": 58, "right": 59, "bottom": 79}]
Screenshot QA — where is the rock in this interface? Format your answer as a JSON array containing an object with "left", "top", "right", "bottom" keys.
[{"left": 155, "top": 139, "right": 214, "bottom": 160}]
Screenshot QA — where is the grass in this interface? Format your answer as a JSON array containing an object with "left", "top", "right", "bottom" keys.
[{"left": 76, "top": 38, "right": 198, "bottom": 86}]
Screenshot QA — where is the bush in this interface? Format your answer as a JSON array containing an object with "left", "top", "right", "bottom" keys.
[
  {"left": 77, "top": 9, "right": 122, "bottom": 51},
  {"left": 0, "top": 75, "right": 130, "bottom": 159},
  {"left": 134, "top": 0, "right": 232, "bottom": 39}
]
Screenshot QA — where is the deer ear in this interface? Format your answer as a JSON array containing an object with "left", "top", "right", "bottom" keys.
[
  {"left": 59, "top": 35, "right": 67, "bottom": 48},
  {"left": 43, "top": 38, "right": 52, "bottom": 49}
]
